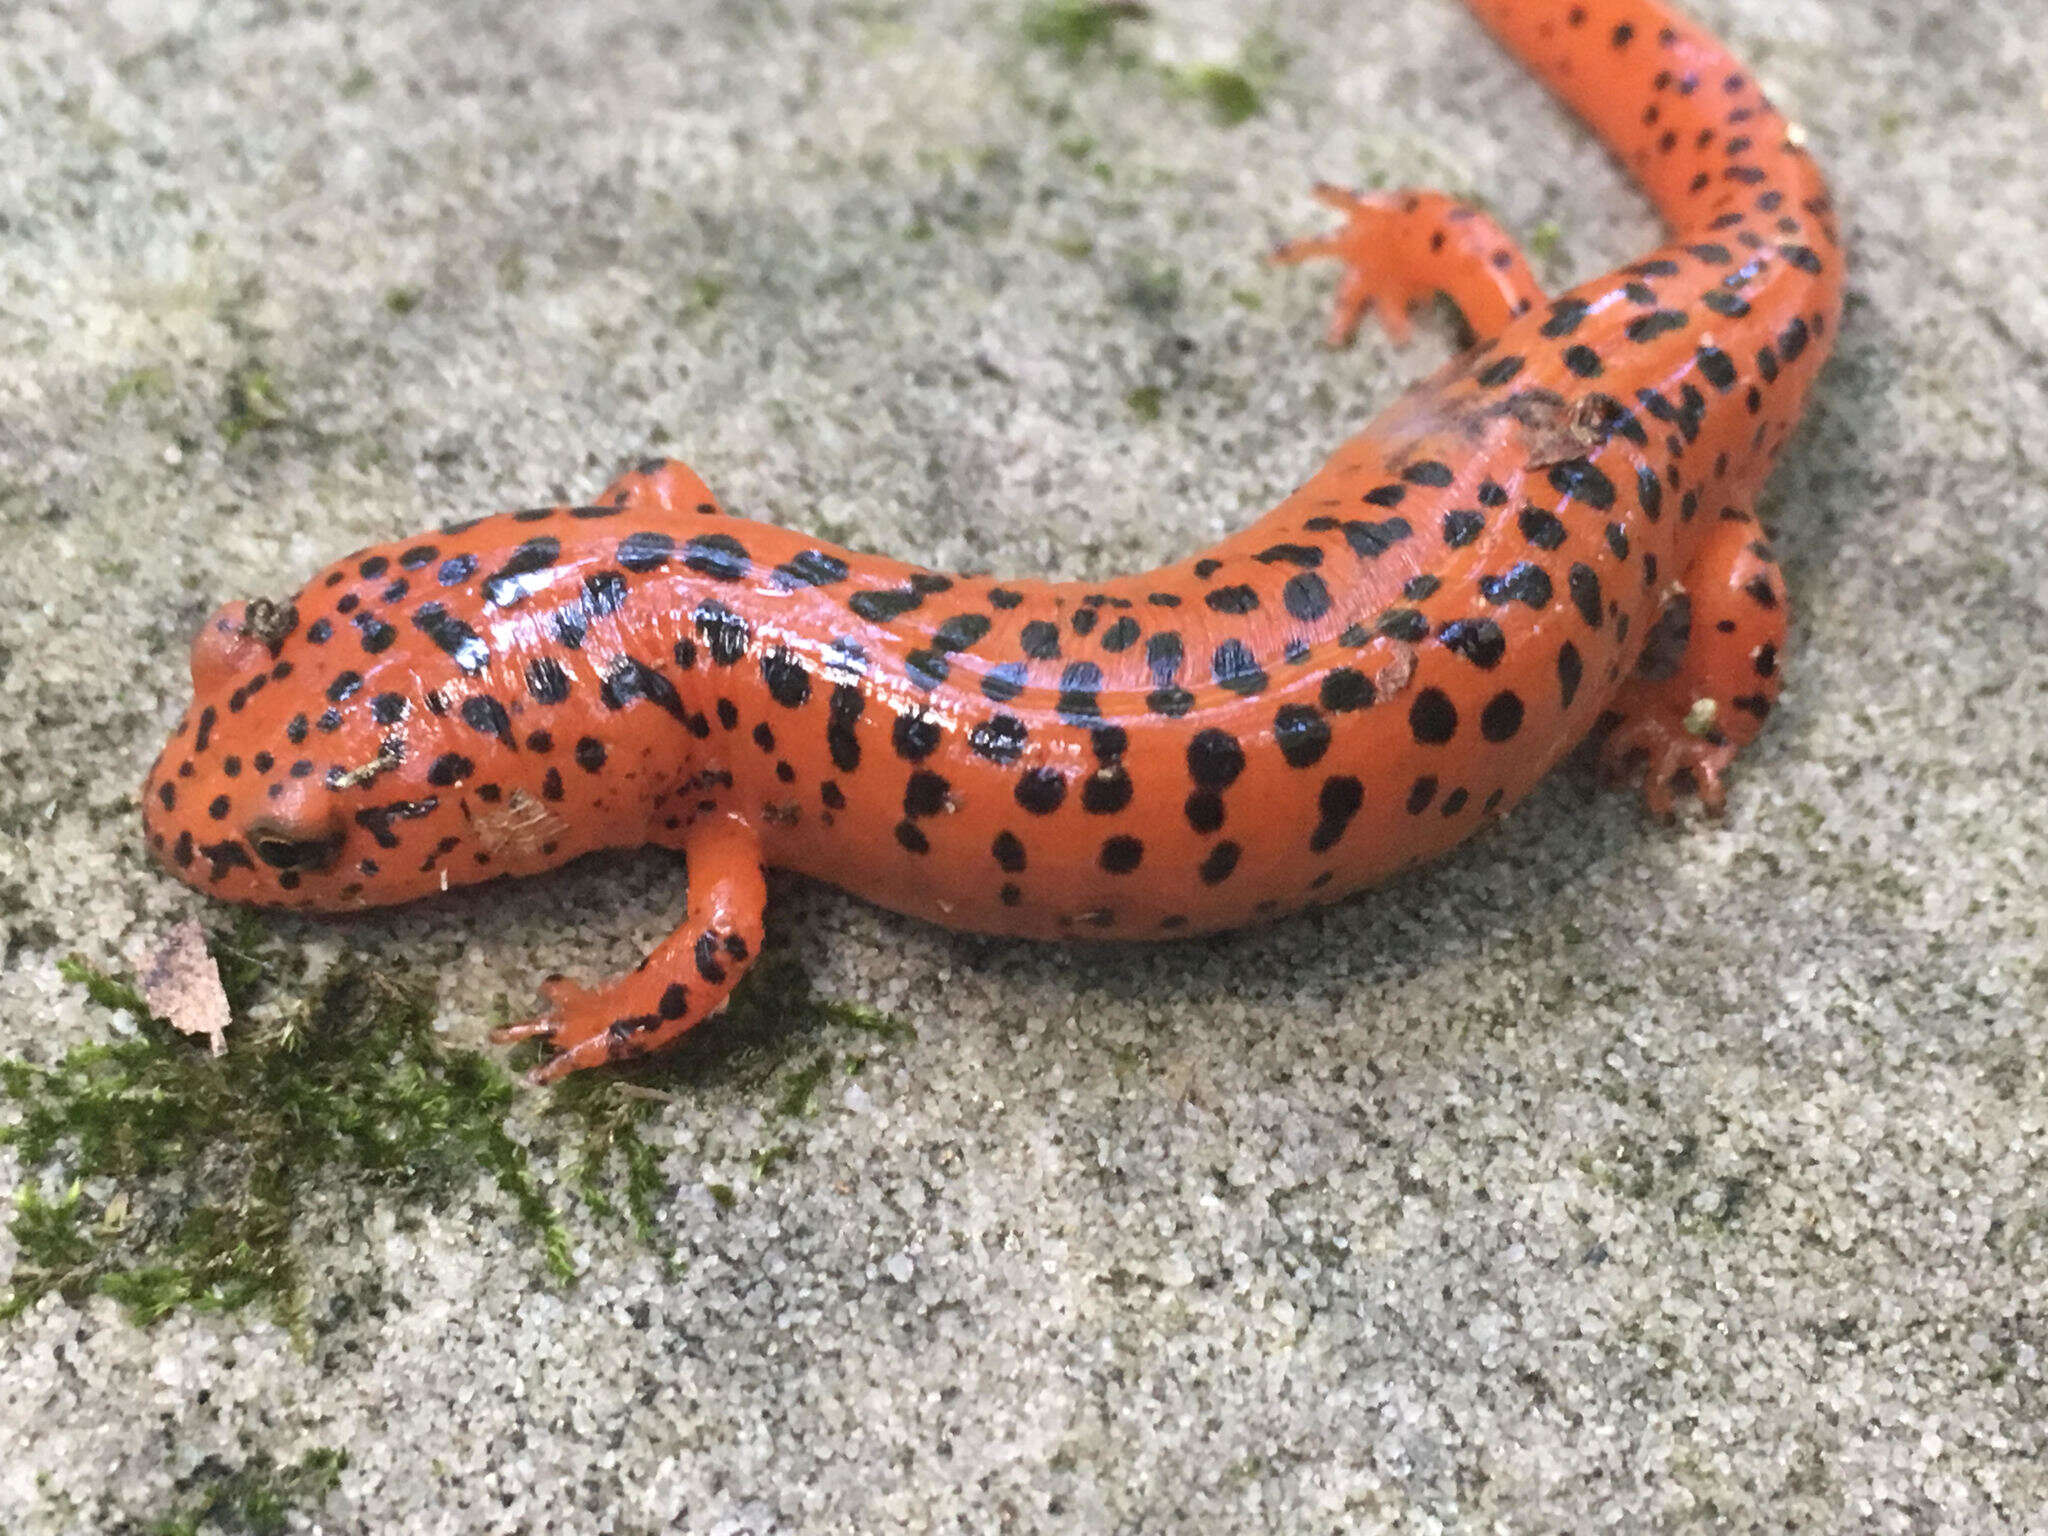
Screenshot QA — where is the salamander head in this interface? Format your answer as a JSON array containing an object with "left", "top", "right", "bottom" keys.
[{"left": 142, "top": 580, "right": 605, "bottom": 911}]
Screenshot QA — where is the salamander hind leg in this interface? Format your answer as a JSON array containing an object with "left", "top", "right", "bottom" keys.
[
  {"left": 1601, "top": 514, "right": 1789, "bottom": 819},
  {"left": 494, "top": 813, "right": 767, "bottom": 1084},
  {"left": 592, "top": 456, "right": 726, "bottom": 518},
  {"left": 1271, "top": 187, "right": 1547, "bottom": 348}
]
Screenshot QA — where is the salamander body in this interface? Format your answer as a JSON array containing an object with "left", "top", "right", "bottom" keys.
[{"left": 143, "top": 0, "right": 1841, "bottom": 1080}]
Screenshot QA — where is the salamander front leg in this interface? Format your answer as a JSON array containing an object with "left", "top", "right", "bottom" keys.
[
  {"left": 494, "top": 813, "right": 767, "bottom": 1084},
  {"left": 1601, "top": 514, "right": 1790, "bottom": 818},
  {"left": 1271, "top": 187, "right": 1547, "bottom": 347}
]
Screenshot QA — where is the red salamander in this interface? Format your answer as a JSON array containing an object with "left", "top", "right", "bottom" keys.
[{"left": 143, "top": 0, "right": 1841, "bottom": 1081}]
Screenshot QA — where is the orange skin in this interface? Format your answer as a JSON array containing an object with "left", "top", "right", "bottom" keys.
[{"left": 143, "top": 0, "right": 1841, "bottom": 1082}]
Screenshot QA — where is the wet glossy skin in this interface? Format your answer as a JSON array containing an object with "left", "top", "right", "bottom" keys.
[{"left": 143, "top": 0, "right": 1842, "bottom": 1081}]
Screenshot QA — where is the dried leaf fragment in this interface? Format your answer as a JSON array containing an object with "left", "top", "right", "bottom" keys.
[{"left": 139, "top": 920, "right": 232, "bottom": 1055}]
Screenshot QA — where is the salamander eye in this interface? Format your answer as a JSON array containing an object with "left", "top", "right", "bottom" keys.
[{"left": 247, "top": 821, "right": 344, "bottom": 872}]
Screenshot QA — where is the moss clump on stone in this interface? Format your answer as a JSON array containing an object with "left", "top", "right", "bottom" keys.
[
  {"left": 1022, "top": 1, "right": 1151, "bottom": 65},
  {"left": 137, "top": 1446, "right": 346, "bottom": 1536},
  {"left": 1, "top": 918, "right": 568, "bottom": 1329}
]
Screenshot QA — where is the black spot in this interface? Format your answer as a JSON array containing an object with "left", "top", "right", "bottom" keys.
[
  {"left": 970, "top": 715, "right": 1028, "bottom": 763},
  {"left": 988, "top": 588, "right": 1025, "bottom": 610},
  {"left": 525, "top": 657, "right": 571, "bottom": 704},
  {"left": 904, "top": 648, "right": 950, "bottom": 690},
  {"left": 1211, "top": 640, "right": 1267, "bottom": 696},
  {"left": 483, "top": 537, "right": 561, "bottom": 606},
  {"left": 761, "top": 648, "right": 811, "bottom": 707},
  {"left": 892, "top": 711, "right": 941, "bottom": 761},
  {"left": 1476, "top": 355, "right": 1524, "bottom": 387},
  {"left": 1569, "top": 563, "right": 1605, "bottom": 627},
  {"left": 1274, "top": 705, "right": 1331, "bottom": 769},
  {"left": 1625, "top": 309, "right": 1689, "bottom": 342},
  {"left": 680, "top": 533, "right": 749, "bottom": 581},
  {"left": 1081, "top": 767, "right": 1133, "bottom": 815},
  {"left": 849, "top": 588, "right": 922, "bottom": 623},
  {"left": 828, "top": 685, "right": 865, "bottom": 771},
  {"left": 436, "top": 554, "right": 477, "bottom": 586},
  {"left": 695, "top": 600, "right": 751, "bottom": 666},
  {"left": 1410, "top": 688, "right": 1458, "bottom": 745},
  {"left": 1519, "top": 507, "right": 1568, "bottom": 549},
  {"left": 1557, "top": 642, "right": 1584, "bottom": 708},
  {"left": 1019, "top": 620, "right": 1061, "bottom": 660},
  {"left": 1541, "top": 298, "right": 1591, "bottom": 337},
  {"left": 659, "top": 983, "right": 691, "bottom": 1020},
  {"left": 327, "top": 671, "right": 363, "bottom": 703},
  {"left": 1184, "top": 791, "right": 1225, "bottom": 834},
  {"left": 1058, "top": 661, "right": 1103, "bottom": 723},
  {"left": 1549, "top": 459, "right": 1617, "bottom": 511},
  {"left": 1069, "top": 606, "right": 1099, "bottom": 637},
  {"left": 1320, "top": 669, "right": 1374, "bottom": 712},
  {"left": 575, "top": 737, "right": 607, "bottom": 772},
  {"left": 1187, "top": 731, "right": 1246, "bottom": 792},
  {"left": 1402, "top": 459, "right": 1455, "bottom": 487},
  {"left": 1101, "top": 616, "right": 1141, "bottom": 652},
  {"left": 617, "top": 531, "right": 675, "bottom": 572},
  {"left": 1199, "top": 841, "right": 1241, "bottom": 885},
  {"left": 1480, "top": 691, "right": 1525, "bottom": 742},
  {"left": 1014, "top": 767, "right": 1067, "bottom": 815},
  {"left": 894, "top": 821, "right": 930, "bottom": 855},
  {"left": 1205, "top": 584, "right": 1260, "bottom": 616},
  {"left": 1440, "top": 617, "right": 1506, "bottom": 668},
  {"left": 934, "top": 613, "right": 992, "bottom": 652},
  {"left": 904, "top": 770, "right": 950, "bottom": 818},
  {"left": 1099, "top": 836, "right": 1144, "bottom": 875},
  {"left": 1697, "top": 345, "right": 1738, "bottom": 392},
  {"left": 1407, "top": 776, "right": 1438, "bottom": 815},
  {"left": 1563, "top": 345, "right": 1604, "bottom": 378},
  {"left": 1480, "top": 562, "right": 1553, "bottom": 609},
  {"left": 399, "top": 544, "right": 439, "bottom": 571},
  {"left": 992, "top": 831, "right": 1027, "bottom": 872},
  {"left": 355, "top": 616, "right": 397, "bottom": 654},
  {"left": 1442, "top": 510, "right": 1485, "bottom": 547},
  {"left": 771, "top": 549, "right": 849, "bottom": 589},
  {"left": 1147, "top": 688, "right": 1195, "bottom": 718},
  {"left": 412, "top": 603, "right": 490, "bottom": 673},
  {"left": 1376, "top": 609, "right": 1428, "bottom": 642},
  {"left": 1256, "top": 543, "right": 1322, "bottom": 568},
  {"left": 1442, "top": 788, "right": 1470, "bottom": 816},
  {"left": 1778, "top": 316, "right": 1811, "bottom": 362},
  {"left": 1309, "top": 776, "right": 1363, "bottom": 853},
  {"left": 1283, "top": 572, "right": 1331, "bottom": 622},
  {"left": 1344, "top": 518, "right": 1413, "bottom": 558},
  {"left": 427, "top": 753, "right": 473, "bottom": 787},
  {"left": 600, "top": 658, "right": 687, "bottom": 722},
  {"left": 982, "top": 662, "right": 1027, "bottom": 703}
]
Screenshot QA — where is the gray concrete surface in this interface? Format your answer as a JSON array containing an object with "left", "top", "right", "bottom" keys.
[{"left": 3, "top": 0, "right": 2046, "bottom": 1530}]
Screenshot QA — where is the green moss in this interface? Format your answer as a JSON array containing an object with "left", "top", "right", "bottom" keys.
[
  {"left": 2, "top": 924, "right": 566, "bottom": 1329},
  {"left": 5, "top": 933, "right": 911, "bottom": 1327},
  {"left": 219, "top": 364, "right": 288, "bottom": 446},
  {"left": 339, "top": 64, "right": 376, "bottom": 99},
  {"left": 1182, "top": 66, "right": 1260, "bottom": 126},
  {"left": 682, "top": 275, "right": 727, "bottom": 317},
  {"left": 105, "top": 367, "right": 172, "bottom": 408},
  {"left": 1125, "top": 384, "right": 1165, "bottom": 421},
  {"left": 137, "top": 1447, "right": 346, "bottom": 1536},
  {"left": 775, "top": 1053, "right": 834, "bottom": 1119},
  {"left": 382, "top": 286, "right": 422, "bottom": 316},
  {"left": 1022, "top": 1, "right": 1150, "bottom": 65}
]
